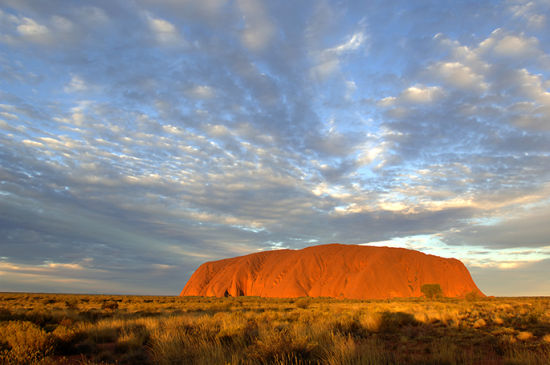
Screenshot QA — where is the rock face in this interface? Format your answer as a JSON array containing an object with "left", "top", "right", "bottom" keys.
[{"left": 180, "top": 244, "right": 484, "bottom": 299}]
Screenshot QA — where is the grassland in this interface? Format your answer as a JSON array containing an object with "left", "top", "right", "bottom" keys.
[{"left": 0, "top": 293, "right": 549, "bottom": 364}]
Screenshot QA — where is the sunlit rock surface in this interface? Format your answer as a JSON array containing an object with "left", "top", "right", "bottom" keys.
[{"left": 180, "top": 243, "right": 484, "bottom": 299}]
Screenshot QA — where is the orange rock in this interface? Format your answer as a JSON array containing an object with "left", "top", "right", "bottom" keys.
[{"left": 180, "top": 243, "right": 484, "bottom": 299}]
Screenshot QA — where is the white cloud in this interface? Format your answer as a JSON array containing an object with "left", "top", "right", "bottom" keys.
[
  {"left": 187, "top": 85, "right": 215, "bottom": 99},
  {"left": 506, "top": 69, "right": 550, "bottom": 130},
  {"left": 0, "top": 12, "right": 79, "bottom": 45},
  {"left": 378, "top": 85, "right": 443, "bottom": 108},
  {"left": 509, "top": 1, "right": 546, "bottom": 28},
  {"left": 477, "top": 29, "right": 543, "bottom": 62},
  {"left": 513, "top": 68, "right": 550, "bottom": 102},
  {"left": 147, "top": 14, "right": 182, "bottom": 45},
  {"left": 357, "top": 145, "right": 384, "bottom": 166},
  {"left": 379, "top": 201, "right": 408, "bottom": 212},
  {"left": 428, "top": 62, "right": 487, "bottom": 91},
  {"left": 401, "top": 85, "right": 443, "bottom": 103},
  {"left": 378, "top": 96, "right": 396, "bottom": 107},
  {"left": 0, "top": 111, "right": 18, "bottom": 120},
  {"left": 162, "top": 124, "right": 184, "bottom": 135},
  {"left": 65, "top": 100, "right": 93, "bottom": 126},
  {"left": 345, "top": 80, "right": 357, "bottom": 100},
  {"left": 22, "top": 139, "right": 44, "bottom": 147},
  {"left": 64, "top": 74, "right": 88, "bottom": 93},
  {"left": 497, "top": 262, "right": 520, "bottom": 269},
  {"left": 39, "top": 136, "right": 76, "bottom": 150},
  {"left": 46, "top": 262, "right": 84, "bottom": 270},
  {"left": 492, "top": 35, "right": 540, "bottom": 57},
  {"left": 0, "top": 260, "right": 86, "bottom": 273},
  {"left": 327, "top": 32, "right": 367, "bottom": 54},
  {"left": 237, "top": 0, "right": 275, "bottom": 51},
  {"left": 207, "top": 124, "right": 230, "bottom": 137},
  {"left": 310, "top": 31, "right": 368, "bottom": 79},
  {"left": 16, "top": 16, "right": 51, "bottom": 44},
  {"left": 431, "top": 28, "right": 549, "bottom": 130}
]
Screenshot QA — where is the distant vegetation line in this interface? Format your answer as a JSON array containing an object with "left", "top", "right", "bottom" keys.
[{"left": 0, "top": 293, "right": 549, "bottom": 364}]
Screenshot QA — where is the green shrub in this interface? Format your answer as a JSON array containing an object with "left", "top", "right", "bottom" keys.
[
  {"left": 421, "top": 284, "right": 443, "bottom": 299},
  {"left": 465, "top": 291, "right": 479, "bottom": 302}
]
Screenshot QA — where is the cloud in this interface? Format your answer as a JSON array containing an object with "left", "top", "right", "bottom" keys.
[
  {"left": 310, "top": 31, "right": 367, "bottom": 79},
  {"left": 146, "top": 14, "right": 182, "bottom": 45},
  {"left": 64, "top": 74, "right": 89, "bottom": 93},
  {"left": 509, "top": 1, "right": 546, "bottom": 28},
  {"left": 186, "top": 85, "right": 215, "bottom": 99},
  {"left": 400, "top": 85, "right": 443, "bottom": 103},
  {"left": 140, "top": 0, "right": 227, "bottom": 19},
  {"left": 0, "top": 111, "right": 18, "bottom": 120},
  {"left": 21, "top": 139, "right": 44, "bottom": 147},
  {"left": 494, "top": 35, "right": 539, "bottom": 57},
  {"left": 16, "top": 16, "right": 50, "bottom": 42},
  {"left": 480, "top": 31, "right": 541, "bottom": 59},
  {"left": 0, "top": 11, "right": 86, "bottom": 46},
  {"left": 0, "top": 11, "right": 49, "bottom": 45},
  {"left": 470, "top": 258, "right": 550, "bottom": 296},
  {"left": 305, "top": 3, "right": 368, "bottom": 82},
  {"left": 327, "top": 32, "right": 367, "bottom": 54},
  {"left": 427, "top": 62, "right": 488, "bottom": 91},
  {"left": 1, "top": 0, "right": 550, "bottom": 296},
  {"left": 237, "top": 0, "right": 275, "bottom": 51},
  {"left": 443, "top": 203, "right": 550, "bottom": 249}
]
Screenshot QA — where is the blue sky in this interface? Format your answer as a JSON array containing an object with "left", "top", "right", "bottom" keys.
[{"left": 1, "top": 0, "right": 550, "bottom": 296}]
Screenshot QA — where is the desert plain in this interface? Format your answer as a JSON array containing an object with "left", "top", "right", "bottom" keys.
[{"left": 1, "top": 292, "right": 549, "bottom": 364}]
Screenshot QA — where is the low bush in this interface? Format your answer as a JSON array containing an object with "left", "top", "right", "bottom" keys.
[{"left": 0, "top": 321, "right": 53, "bottom": 364}]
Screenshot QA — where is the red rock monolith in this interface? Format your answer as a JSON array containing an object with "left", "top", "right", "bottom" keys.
[{"left": 180, "top": 243, "right": 484, "bottom": 299}]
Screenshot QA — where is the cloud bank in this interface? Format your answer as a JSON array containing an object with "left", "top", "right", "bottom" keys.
[{"left": 1, "top": 0, "right": 549, "bottom": 295}]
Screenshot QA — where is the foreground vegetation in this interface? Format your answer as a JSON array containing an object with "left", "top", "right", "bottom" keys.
[{"left": 0, "top": 293, "right": 549, "bottom": 364}]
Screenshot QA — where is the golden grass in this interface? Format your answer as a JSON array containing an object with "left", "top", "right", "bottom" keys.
[{"left": 0, "top": 293, "right": 549, "bottom": 364}]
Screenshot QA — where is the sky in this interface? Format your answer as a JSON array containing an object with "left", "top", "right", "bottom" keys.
[{"left": 1, "top": 0, "right": 549, "bottom": 296}]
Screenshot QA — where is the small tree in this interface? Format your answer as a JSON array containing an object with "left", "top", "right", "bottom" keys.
[
  {"left": 465, "top": 290, "right": 479, "bottom": 302},
  {"left": 421, "top": 283, "right": 443, "bottom": 299}
]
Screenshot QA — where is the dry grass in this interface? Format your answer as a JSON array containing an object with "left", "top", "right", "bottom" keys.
[{"left": 0, "top": 293, "right": 549, "bottom": 364}]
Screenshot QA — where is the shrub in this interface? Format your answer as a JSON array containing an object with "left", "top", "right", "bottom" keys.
[
  {"left": 465, "top": 291, "right": 479, "bottom": 302},
  {"left": 101, "top": 300, "right": 118, "bottom": 311},
  {"left": 52, "top": 324, "right": 86, "bottom": 355},
  {"left": 0, "top": 308, "right": 11, "bottom": 321},
  {"left": 0, "top": 321, "right": 53, "bottom": 364},
  {"left": 295, "top": 298, "right": 311, "bottom": 309},
  {"left": 516, "top": 331, "right": 533, "bottom": 341},
  {"left": 473, "top": 318, "right": 486, "bottom": 328},
  {"left": 65, "top": 298, "right": 79, "bottom": 310},
  {"left": 421, "top": 284, "right": 443, "bottom": 299},
  {"left": 378, "top": 311, "right": 417, "bottom": 333}
]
